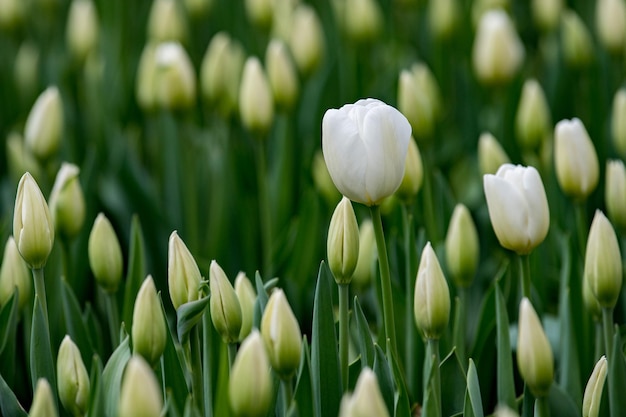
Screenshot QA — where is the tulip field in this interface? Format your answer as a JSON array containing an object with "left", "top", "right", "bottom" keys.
[{"left": 2, "top": 0, "right": 626, "bottom": 416}]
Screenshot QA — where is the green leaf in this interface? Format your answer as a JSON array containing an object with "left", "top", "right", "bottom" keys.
[
  {"left": 30, "top": 296, "right": 56, "bottom": 405},
  {"left": 608, "top": 327, "right": 626, "bottom": 416},
  {"left": 495, "top": 282, "right": 516, "bottom": 410},
  {"left": 61, "top": 278, "right": 95, "bottom": 369},
  {"left": 0, "top": 372, "right": 27, "bottom": 417},
  {"left": 439, "top": 348, "right": 466, "bottom": 416},
  {"left": 253, "top": 271, "right": 270, "bottom": 329},
  {"left": 101, "top": 334, "right": 131, "bottom": 417},
  {"left": 0, "top": 289, "right": 18, "bottom": 355},
  {"left": 176, "top": 295, "right": 210, "bottom": 344},
  {"left": 83, "top": 303, "right": 104, "bottom": 357},
  {"left": 421, "top": 350, "right": 440, "bottom": 417},
  {"left": 557, "top": 287, "right": 582, "bottom": 405},
  {"left": 87, "top": 355, "right": 104, "bottom": 417},
  {"left": 310, "top": 261, "right": 341, "bottom": 417},
  {"left": 122, "top": 215, "right": 146, "bottom": 331},
  {"left": 354, "top": 296, "right": 374, "bottom": 370},
  {"left": 547, "top": 383, "right": 579, "bottom": 417},
  {"left": 293, "top": 336, "right": 314, "bottom": 417},
  {"left": 385, "top": 339, "right": 411, "bottom": 417},
  {"left": 161, "top": 296, "right": 190, "bottom": 413},
  {"left": 464, "top": 359, "right": 484, "bottom": 417},
  {"left": 372, "top": 344, "right": 394, "bottom": 416}
]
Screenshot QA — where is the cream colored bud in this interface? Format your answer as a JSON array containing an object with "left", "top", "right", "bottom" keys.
[
  {"left": 445, "top": 204, "right": 479, "bottom": 287},
  {"left": 584, "top": 210, "right": 623, "bottom": 309},
  {"left": 517, "top": 297, "right": 554, "bottom": 398},
  {"left": 6, "top": 132, "right": 42, "bottom": 186},
  {"left": 261, "top": 289, "right": 302, "bottom": 378},
  {"left": 398, "top": 70, "right": 434, "bottom": 140},
  {"left": 312, "top": 150, "right": 341, "bottom": 205},
  {"left": 167, "top": 231, "right": 202, "bottom": 309},
  {"left": 429, "top": 0, "right": 459, "bottom": 40},
  {"left": 154, "top": 42, "right": 196, "bottom": 110},
  {"left": 472, "top": 10, "right": 525, "bottom": 85},
  {"left": 239, "top": 57, "right": 274, "bottom": 135},
  {"left": 245, "top": 0, "right": 273, "bottom": 28},
  {"left": 0, "top": 236, "right": 31, "bottom": 309},
  {"left": 147, "top": 0, "right": 187, "bottom": 42},
  {"left": 414, "top": 242, "right": 451, "bottom": 339},
  {"left": 29, "top": 379, "right": 59, "bottom": 417},
  {"left": 561, "top": 10, "right": 593, "bottom": 68},
  {"left": 57, "top": 335, "right": 89, "bottom": 417},
  {"left": 396, "top": 137, "right": 424, "bottom": 200},
  {"left": 184, "top": 0, "right": 213, "bottom": 17},
  {"left": 136, "top": 43, "right": 158, "bottom": 112},
  {"left": 612, "top": 88, "right": 626, "bottom": 158},
  {"left": 289, "top": 4, "right": 324, "bottom": 76},
  {"left": 88, "top": 213, "right": 123, "bottom": 292},
  {"left": 118, "top": 355, "right": 163, "bottom": 417},
  {"left": 209, "top": 260, "right": 242, "bottom": 343},
  {"left": 270, "top": 0, "right": 296, "bottom": 42},
  {"left": 554, "top": 118, "right": 599, "bottom": 200},
  {"left": 327, "top": 197, "right": 360, "bottom": 284},
  {"left": 49, "top": 163, "right": 85, "bottom": 239},
  {"left": 471, "top": 0, "right": 510, "bottom": 26},
  {"left": 266, "top": 39, "right": 299, "bottom": 110},
  {"left": 596, "top": 0, "right": 626, "bottom": 54},
  {"left": 352, "top": 219, "right": 377, "bottom": 289},
  {"left": 515, "top": 79, "right": 551, "bottom": 150},
  {"left": 478, "top": 132, "right": 510, "bottom": 175},
  {"left": 229, "top": 331, "right": 272, "bottom": 417},
  {"left": 13, "top": 172, "right": 54, "bottom": 269},
  {"left": 66, "top": 0, "right": 99, "bottom": 62},
  {"left": 531, "top": 0, "right": 563, "bottom": 32},
  {"left": 0, "top": 0, "right": 24, "bottom": 29},
  {"left": 234, "top": 272, "right": 256, "bottom": 341},
  {"left": 493, "top": 405, "right": 520, "bottom": 417},
  {"left": 583, "top": 356, "right": 608, "bottom": 417},
  {"left": 339, "top": 368, "right": 390, "bottom": 417},
  {"left": 14, "top": 42, "right": 39, "bottom": 100},
  {"left": 343, "top": 0, "right": 383, "bottom": 42},
  {"left": 132, "top": 275, "right": 167, "bottom": 367},
  {"left": 606, "top": 160, "right": 626, "bottom": 230},
  {"left": 25, "top": 86, "right": 63, "bottom": 161}
]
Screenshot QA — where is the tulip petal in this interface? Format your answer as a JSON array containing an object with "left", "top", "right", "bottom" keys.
[
  {"left": 520, "top": 167, "right": 550, "bottom": 249},
  {"left": 484, "top": 174, "right": 530, "bottom": 252}
]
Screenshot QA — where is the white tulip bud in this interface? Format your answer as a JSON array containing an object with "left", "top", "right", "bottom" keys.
[
  {"left": 118, "top": 355, "right": 163, "bottom": 417},
  {"left": 396, "top": 136, "right": 424, "bottom": 200},
  {"left": 561, "top": 10, "right": 593, "bottom": 68},
  {"left": 478, "top": 132, "right": 510, "bottom": 175},
  {"left": 289, "top": 4, "right": 324, "bottom": 76},
  {"left": 611, "top": 88, "right": 626, "bottom": 158},
  {"left": 339, "top": 368, "right": 390, "bottom": 417},
  {"left": 14, "top": 42, "right": 39, "bottom": 100},
  {"left": 245, "top": 0, "right": 273, "bottom": 28},
  {"left": 352, "top": 219, "right": 377, "bottom": 289},
  {"left": 414, "top": 242, "right": 451, "bottom": 339},
  {"left": 531, "top": 0, "right": 563, "bottom": 32},
  {"left": 234, "top": 272, "right": 256, "bottom": 341},
  {"left": 167, "top": 231, "right": 202, "bottom": 309},
  {"left": 239, "top": 57, "right": 275, "bottom": 135},
  {"left": 428, "top": 0, "right": 459, "bottom": 40},
  {"left": 147, "top": 0, "right": 187, "bottom": 42},
  {"left": 132, "top": 275, "right": 167, "bottom": 367},
  {"left": 209, "top": 260, "right": 242, "bottom": 343},
  {"left": 582, "top": 356, "right": 608, "bottom": 417},
  {"left": 327, "top": 197, "right": 360, "bottom": 284},
  {"left": 57, "top": 335, "right": 90, "bottom": 417},
  {"left": 88, "top": 213, "right": 123, "bottom": 293},
  {"left": 24, "top": 86, "right": 63, "bottom": 161},
  {"left": 343, "top": 0, "right": 383, "bottom": 42},
  {"left": 445, "top": 204, "right": 479, "bottom": 287},
  {"left": 596, "top": 0, "right": 626, "bottom": 54},
  {"left": 0, "top": 236, "right": 32, "bottom": 309},
  {"left": 136, "top": 43, "right": 158, "bottom": 112},
  {"left": 154, "top": 42, "right": 196, "bottom": 110},
  {"left": 515, "top": 79, "right": 551, "bottom": 150},
  {"left": 49, "top": 163, "right": 86, "bottom": 239},
  {"left": 29, "top": 379, "right": 59, "bottom": 417},
  {"left": 266, "top": 39, "right": 299, "bottom": 110},
  {"left": 605, "top": 160, "right": 626, "bottom": 230},
  {"left": 66, "top": 0, "right": 99, "bottom": 62}
]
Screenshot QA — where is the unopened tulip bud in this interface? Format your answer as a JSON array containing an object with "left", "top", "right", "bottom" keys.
[
  {"left": 312, "top": 151, "right": 341, "bottom": 205},
  {"left": 88, "top": 213, "right": 122, "bottom": 292},
  {"left": 445, "top": 204, "right": 479, "bottom": 287},
  {"left": 118, "top": 355, "right": 163, "bottom": 417},
  {"left": 583, "top": 275, "right": 602, "bottom": 320},
  {"left": 154, "top": 42, "right": 196, "bottom": 110},
  {"left": 515, "top": 79, "right": 551, "bottom": 150},
  {"left": 561, "top": 10, "right": 593, "bottom": 68},
  {"left": 339, "top": 368, "right": 390, "bottom": 417},
  {"left": 471, "top": 0, "right": 510, "bottom": 25},
  {"left": 239, "top": 57, "right": 274, "bottom": 135},
  {"left": 132, "top": 276, "right": 166, "bottom": 366},
  {"left": 14, "top": 42, "right": 39, "bottom": 100},
  {"left": 584, "top": 211, "right": 622, "bottom": 309},
  {"left": 0, "top": 237, "right": 31, "bottom": 309},
  {"left": 428, "top": 0, "right": 459, "bottom": 40},
  {"left": 266, "top": 39, "right": 299, "bottom": 110},
  {"left": 24, "top": 86, "right": 63, "bottom": 161},
  {"left": 49, "top": 163, "right": 85, "bottom": 239},
  {"left": 30, "top": 379, "right": 58, "bottom": 417},
  {"left": 136, "top": 43, "right": 158, "bottom": 112},
  {"left": 6, "top": 132, "right": 42, "bottom": 186},
  {"left": 343, "top": 0, "right": 383, "bottom": 42},
  {"left": 57, "top": 335, "right": 89, "bottom": 417},
  {"left": 261, "top": 289, "right": 302, "bottom": 378},
  {"left": 13, "top": 173, "right": 54, "bottom": 269},
  {"left": 493, "top": 405, "right": 520, "bottom": 417},
  {"left": 184, "top": 0, "right": 212, "bottom": 18},
  {"left": 147, "top": 0, "right": 187, "bottom": 42},
  {"left": 245, "top": 0, "right": 273, "bottom": 28},
  {"left": 327, "top": 197, "right": 360, "bottom": 284},
  {"left": 596, "top": 0, "right": 626, "bottom": 54},
  {"left": 398, "top": 70, "right": 434, "bottom": 140},
  {"left": 606, "top": 160, "right": 626, "bottom": 230},
  {"left": 167, "top": 231, "right": 202, "bottom": 309},
  {"left": 66, "top": 0, "right": 99, "bottom": 62},
  {"left": 270, "top": 0, "right": 295, "bottom": 42},
  {"left": 554, "top": 118, "right": 599, "bottom": 200},
  {"left": 210, "top": 260, "right": 242, "bottom": 343},
  {"left": 229, "top": 331, "right": 272, "bottom": 417},
  {"left": 414, "top": 242, "right": 450, "bottom": 339},
  {"left": 289, "top": 4, "right": 324, "bottom": 76},
  {"left": 612, "top": 88, "right": 626, "bottom": 158},
  {"left": 352, "top": 219, "right": 377, "bottom": 289},
  {"left": 531, "top": 0, "right": 563, "bottom": 32},
  {"left": 396, "top": 137, "right": 424, "bottom": 200},
  {"left": 583, "top": 356, "right": 608, "bottom": 417},
  {"left": 234, "top": 272, "right": 256, "bottom": 341},
  {"left": 472, "top": 10, "right": 525, "bottom": 85},
  {"left": 478, "top": 132, "right": 510, "bottom": 175},
  {"left": 517, "top": 298, "right": 554, "bottom": 397}
]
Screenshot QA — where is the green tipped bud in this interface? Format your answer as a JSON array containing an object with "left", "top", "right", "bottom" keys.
[
  {"left": 414, "top": 242, "right": 450, "bottom": 339},
  {"left": 118, "top": 355, "right": 163, "bottom": 417},
  {"left": 29, "top": 379, "right": 59, "bottom": 417},
  {"left": 154, "top": 42, "right": 196, "bottom": 110},
  {"left": 66, "top": 0, "right": 99, "bottom": 62},
  {"left": 49, "top": 163, "right": 86, "bottom": 240},
  {"left": 57, "top": 335, "right": 89, "bottom": 417},
  {"left": 14, "top": 42, "right": 39, "bottom": 101},
  {"left": 147, "top": 0, "right": 187, "bottom": 43},
  {"left": 352, "top": 219, "right": 377, "bottom": 289},
  {"left": 13, "top": 172, "right": 54, "bottom": 269},
  {"left": 136, "top": 43, "right": 158, "bottom": 112},
  {"left": 428, "top": 0, "right": 459, "bottom": 40},
  {"left": 25, "top": 86, "right": 63, "bottom": 161},
  {"left": 396, "top": 136, "right": 424, "bottom": 200},
  {"left": 88, "top": 213, "right": 123, "bottom": 293},
  {"left": 234, "top": 272, "right": 256, "bottom": 341},
  {"left": 398, "top": 69, "right": 435, "bottom": 141},
  {"left": 606, "top": 160, "right": 626, "bottom": 230},
  {"left": 478, "top": 132, "right": 510, "bottom": 175},
  {"left": 339, "top": 368, "right": 390, "bottom": 417},
  {"left": 561, "top": 10, "right": 593, "bottom": 68},
  {"left": 532, "top": 0, "right": 562, "bottom": 32},
  {"left": 229, "top": 331, "right": 273, "bottom": 417},
  {"left": 289, "top": 4, "right": 324, "bottom": 76},
  {"left": 445, "top": 204, "right": 479, "bottom": 287},
  {"left": 596, "top": 0, "right": 626, "bottom": 54},
  {"left": 327, "top": 197, "right": 360, "bottom": 284},
  {"left": 132, "top": 275, "right": 167, "bottom": 367},
  {"left": 584, "top": 210, "right": 622, "bottom": 309},
  {"left": 343, "top": 0, "right": 383, "bottom": 43},
  {"left": 239, "top": 57, "right": 274, "bottom": 136},
  {"left": 266, "top": 39, "right": 299, "bottom": 110},
  {"left": 0, "top": 0, "right": 25, "bottom": 29},
  {"left": 245, "top": 0, "right": 273, "bottom": 28},
  {"left": 6, "top": 132, "right": 42, "bottom": 184},
  {"left": 611, "top": 88, "right": 626, "bottom": 158},
  {"left": 0, "top": 237, "right": 32, "bottom": 309},
  {"left": 167, "top": 231, "right": 202, "bottom": 309},
  {"left": 515, "top": 79, "right": 551, "bottom": 150},
  {"left": 209, "top": 260, "right": 242, "bottom": 343},
  {"left": 517, "top": 297, "right": 554, "bottom": 398},
  {"left": 184, "top": 0, "right": 213, "bottom": 17},
  {"left": 583, "top": 356, "right": 608, "bottom": 417},
  {"left": 261, "top": 289, "right": 302, "bottom": 378}
]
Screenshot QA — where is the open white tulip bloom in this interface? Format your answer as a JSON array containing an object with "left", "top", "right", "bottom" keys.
[
  {"left": 483, "top": 164, "right": 549, "bottom": 255},
  {"left": 322, "top": 98, "right": 411, "bottom": 206}
]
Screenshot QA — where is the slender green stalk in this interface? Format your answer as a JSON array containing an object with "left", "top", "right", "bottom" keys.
[
  {"left": 602, "top": 308, "right": 614, "bottom": 361},
  {"left": 594, "top": 320, "right": 603, "bottom": 361},
  {"left": 105, "top": 292, "right": 120, "bottom": 348},
  {"left": 32, "top": 268, "right": 48, "bottom": 326},
  {"left": 202, "top": 308, "right": 213, "bottom": 417},
  {"left": 535, "top": 396, "right": 550, "bottom": 417},
  {"left": 227, "top": 342, "right": 237, "bottom": 369},
  {"left": 281, "top": 378, "right": 294, "bottom": 414},
  {"left": 370, "top": 205, "right": 397, "bottom": 355},
  {"left": 519, "top": 254, "right": 531, "bottom": 300},
  {"left": 401, "top": 203, "right": 416, "bottom": 392},
  {"left": 575, "top": 203, "right": 588, "bottom": 257},
  {"left": 338, "top": 283, "right": 350, "bottom": 391},
  {"left": 426, "top": 338, "right": 442, "bottom": 417},
  {"left": 454, "top": 288, "right": 467, "bottom": 370},
  {"left": 191, "top": 326, "right": 204, "bottom": 413},
  {"left": 255, "top": 139, "right": 273, "bottom": 278}
]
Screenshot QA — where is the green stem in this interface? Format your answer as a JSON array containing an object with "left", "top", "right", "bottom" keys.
[
  {"left": 255, "top": 139, "right": 273, "bottom": 278},
  {"left": 575, "top": 203, "right": 588, "bottom": 257},
  {"left": 281, "top": 378, "right": 294, "bottom": 414},
  {"left": 534, "top": 396, "right": 550, "bottom": 417},
  {"left": 32, "top": 268, "right": 48, "bottom": 326},
  {"left": 227, "top": 343, "right": 237, "bottom": 369},
  {"left": 339, "top": 283, "right": 349, "bottom": 391},
  {"left": 519, "top": 254, "right": 531, "bottom": 300},
  {"left": 454, "top": 288, "right": 467, "bottom": 370},
  {"left": 191, "top": 326, "right": 204, "bottom": 413},
  {"left": 370, "top": 205, "right": 397, "bottom": 356},
  {"left": 202, "top": 307, "right": 213, "bottom": 417},
  {"left": 602, "top": 308, "right": 614, "bottom": 361},
  {"left": 401, "top": 203, "right": 416, "bottom": 392},
  {"left": 105, "top": 292, "right": 120, "bottom": 348},
  {"left": 427, "top": 338, "right": 442, "bottom": 417},
  {"left": 594, "top": 320, "right": 603, "bottom": 361}
]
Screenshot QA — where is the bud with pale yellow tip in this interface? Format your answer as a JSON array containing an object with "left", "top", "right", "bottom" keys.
[
  {"left": 582, "top": 356, "right": 608, "bottom": 417},
  {"left": 168, "top": 231, "right": 202, "bottom": 309},
  {"left": 57, "top": 335, "right": 90, "bottom": 417},
  {"left": 88, "top": 213, "right": 123, "bottom": 293},
  {"left": 49, "top": 163, "right": 85, "bottom": 240},
  {"left": 266, "top": 39, "right": 299, "bottom": 110},
  {"left": 147, "top": 0, "right": 187, "bottom": 43},
  {"left": 132, "top": 275, "right": 167, "bottom": 367},
  {"left": 515, "top": 79, "right": 551, "bottom": 150},
  {"left": 327, "top": 197, "right": 360, "bottom": 285},
  {"left": 154, "top": 42, "right": 196, "bottom": 110},
  {"left": 478, "top": 132, "right": 510, "bottom": 175},
  {"left": 0, "top": 236, "right": 32, "bottom": 309},
  {"left": 210, "top": 260, "right": 242, "bottom": 343},
  {"left": 414, "top": 242, "right": 450, "bottom": 340},
  {"left": 339, "top": 368, "right": 390, "bottom": 417},
  {"left": 66, "top": 0, "right": 99, "bottom": 62},
  {"left": 118, "top": 355, "right": 163, "bottom": 417},
  {"left": 605, "top": 160, "right": 626, "bottom": 230},
  {"left": 24, "top": 86, "right": 63, "bottom": 161},
  {"left": 29, "top": 379, "right": 59, "bottom": 417},
  {"left": 239, "top": 57, "right": 274, "bottom": 135},
  {"left": 234, "top": 272, "right": 256, "bottom": 341}
]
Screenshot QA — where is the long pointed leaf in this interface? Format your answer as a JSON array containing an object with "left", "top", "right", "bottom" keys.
[
  {"left": 161, "top": 296, "right": 190, "bottom": 413},
  {"left": 464, "top": 359, "right": 484, "bottom": 417},
  {"left": 30, "top": 295, "right": 56, "bottom": 406},
  {"left": 608, "top": 326, "right": 626, "bottom": 416},
  {"left": 354, "top": 296, "right": 374, "bottom": 369},
  {"left": 0, "top": 372, "right": 27, "bottom": 417},
  {"left": 176, "top": 295, "right": 210, "bottom": 344},
  {"left": 495, "top": 282, "right": 516, "bottom": 410},
  {"left": 373, "top": 344, "right": 394, "bottom": 416},
  {"left": 87, "top": 355, "right": 104, "bottom": 417},
  {"left": 0, "top": 290, "right": 18, "bottom": 355},
  {"left": 101, "top": 334, "right": 131, "bottom": 417},
  {"left": 440, "top": 348, "right": 466, "bottom": 416},
  {"left": 122, "top": 215, "right": 146, "bottom": 330},
  {"left": 294, "top": 336, "right": 314, "bottom": 417},
  {"left": 61, "top": 278, "right": 95, "bottom": 369}
]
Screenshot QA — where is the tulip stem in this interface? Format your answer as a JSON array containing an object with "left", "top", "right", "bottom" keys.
[
  {"left": 281, "top": 378, "right": 293, "bottom": 414},
  {"left": 255, "top": 140, "right": 273, "bottom": 278},
  {"left": 519, "top": 254, "right": 531, "bottom": 299},
  {"left": 535, "top": 396, "right": 550, "bottom": 417},
  {"left": 602, "top": 308, "right": 614, "bottom": 361},
  {"left": 425, "top": 338, "right": 442, "bottom": 417},
  {"left": 228, "top": 342, "right": 237, "bottom": 369},
  {"left": 338, "top": 283, "right": 350, "bottom": 391},
  {"left": 594, "top": 320, "right": 603, "bottom": 361},
  {"left": 105, "top": 292, "right": 120, "bottom": 348},
  {"left": 575, "top": 203, "right": 588, "bottom": 257},
  {"left": 32, "top": 268, "right": 48, "bottom": 326},
  {"left": 401, "top": 203, "right": 416, "bottom": 393},
  {"left": 202, "top": 305, "right": 213, "bottom": 417},
  {"left": 191, "top": 326, "right": 204, "bottom": 413},
  {"left": 370, "top": 205, "right": 397, "bottom": 356}
]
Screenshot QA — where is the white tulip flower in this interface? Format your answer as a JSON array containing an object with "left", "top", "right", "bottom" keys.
[{"left": 322, "top": 98, "right": 411, "bottom": 206}]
